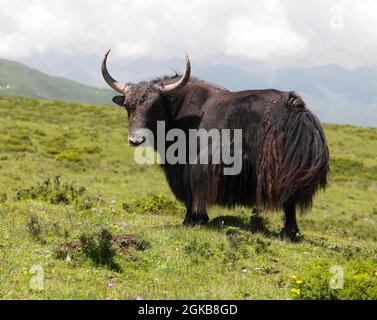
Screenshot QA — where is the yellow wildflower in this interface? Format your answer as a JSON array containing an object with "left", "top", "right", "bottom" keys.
[{"left": 290, "top": 288, "right": 301, "bottom": 295}]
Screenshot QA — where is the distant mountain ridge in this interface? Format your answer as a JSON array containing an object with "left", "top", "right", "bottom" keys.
[
  {"left": 0, "top": 58, "right": 112, "bottom": 104},
  {"left": 1, "top": 55, "right": 377, "bottom": 127},
  {"left": 195, "top": 64, "right": 377, "bottom": 127}
]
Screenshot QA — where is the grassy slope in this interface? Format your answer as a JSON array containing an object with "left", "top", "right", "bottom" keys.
[
  {"left": 0, "top": 95, "right": 376, "bottom": 300},
  {"left": 0, "top": 58, "right": 112, "bottom": 104}
]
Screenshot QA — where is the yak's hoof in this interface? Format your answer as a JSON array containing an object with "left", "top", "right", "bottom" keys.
[
  {"left": 252, "top": 208, "right": 262, "bottom": 215},
  {"left": 282, "top": 228, "right": 301, "bottom": 242},
  {"left": 183, "top": 214, "right": 209, "bottom": 227}
]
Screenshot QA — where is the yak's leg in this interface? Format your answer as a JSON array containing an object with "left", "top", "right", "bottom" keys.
[
  {"left": 192, "top": 207, "right": 209, "bottom": 225},
  {"left": 191, "top": 193, "right": 209, "bottom": 225},
  {"left": 183, "top": 208, "right": 209, "bottom": 226},
  {"left": 252, "top": 205, "right": 263, "bottom": 216},
  {"left": 283, "top": 202, "right": 300, "bottom": 241},
  {"left": 183, "top": 201, "right": 194, "bottom": 226},
  {"left": 182, "top": 198, "right": 209, "bottom": 226}
]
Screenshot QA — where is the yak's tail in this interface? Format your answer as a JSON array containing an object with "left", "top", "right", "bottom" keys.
[{"left": 256, "top": 92, "right": 329, "bottom": 212}]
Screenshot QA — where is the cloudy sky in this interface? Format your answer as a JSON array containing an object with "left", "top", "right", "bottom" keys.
[{"left": 1, "top": 0, "right": 377, "bottom": 85}]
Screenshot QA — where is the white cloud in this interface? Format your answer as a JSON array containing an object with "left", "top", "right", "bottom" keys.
[
  {"left": 0, "top": 0, "right": 307, "bottom": 61},
  {"left": 0, "top": 0, "right": 376, "bottom": 69},
  {"left": 225, "top": 1, "right": 308, "bottom": 59}
]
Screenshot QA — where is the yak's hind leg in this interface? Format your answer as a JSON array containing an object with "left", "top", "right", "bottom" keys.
[{"left": 283, "top": 202, "right": 300, "bottom": 241}]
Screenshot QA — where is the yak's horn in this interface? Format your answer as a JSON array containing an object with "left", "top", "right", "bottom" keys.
[
  {"left": 101, "top": 49, "right": 131, "bottom": 94},
  {"left": 157, "top": 53, "right": 191, "bottom": 93}
]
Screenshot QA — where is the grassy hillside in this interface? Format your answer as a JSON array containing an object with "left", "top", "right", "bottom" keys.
[
  {"left": 0, "top": 58, "right": 112, "bottom": 104},
  {"left": 0, "top": 95, "right": 377, "bottom": 299}
]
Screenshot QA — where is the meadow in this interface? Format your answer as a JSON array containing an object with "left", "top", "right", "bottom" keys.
[{"left": 0, "top": 95, "right": 377, "bottom": 300}]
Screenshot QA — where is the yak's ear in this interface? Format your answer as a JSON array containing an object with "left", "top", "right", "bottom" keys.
[{"left": 112, "top": 95, "right": 125, "bottom": 106}]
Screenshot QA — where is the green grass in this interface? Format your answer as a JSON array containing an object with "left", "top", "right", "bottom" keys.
[
  {"left": 0, "top": 95, "right": 377, "bottom": 300},
  {"left": 0, "top": 58, "right": 112, "bottom": 104}
]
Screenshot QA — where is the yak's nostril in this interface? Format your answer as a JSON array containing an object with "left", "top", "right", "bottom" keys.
[{"left": 128, "top": 136, "right": 146, "bottom": 146}]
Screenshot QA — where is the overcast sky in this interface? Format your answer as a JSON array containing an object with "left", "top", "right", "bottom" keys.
[{"left": 1, "top": 0, "right": 377, "bottom": 71}]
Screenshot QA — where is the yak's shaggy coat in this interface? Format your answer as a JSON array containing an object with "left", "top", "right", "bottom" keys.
[{"left": 102, "top": 53, "right": 329, "bottom": 240}]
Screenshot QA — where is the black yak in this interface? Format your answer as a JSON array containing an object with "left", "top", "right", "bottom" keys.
[{"left": 101, "top": 50, "right": 329, "bottom": 240}]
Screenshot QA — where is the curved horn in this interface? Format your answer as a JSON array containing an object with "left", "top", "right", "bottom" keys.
[
  {"left": 101, "top": 49, "right": 131, "bottom": 94},
  {"left": 158, "top": 53, "right": 191, "bottom": 93}
]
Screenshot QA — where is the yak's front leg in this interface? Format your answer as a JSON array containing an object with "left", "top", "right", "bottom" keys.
[
  {"left": 183, "top": 201, "right": 209, "bottom": 226},
  {"left": 252, "top": 205, "right": 263, "bottom": 216},
  {"left": 183, "top": 202, "right": 194, "bottom": 226},
  {"left": 193, "top": 209, "right": 209, "bottom": 225}
]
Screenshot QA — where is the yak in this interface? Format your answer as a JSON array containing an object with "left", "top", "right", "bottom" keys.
[{"left": 101, "top": 50, "right": 329, "bottom": 241}]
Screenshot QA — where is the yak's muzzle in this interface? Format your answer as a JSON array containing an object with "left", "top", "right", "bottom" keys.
[{"left": 128, "top": 135, "right": 146, "bottom": 146}]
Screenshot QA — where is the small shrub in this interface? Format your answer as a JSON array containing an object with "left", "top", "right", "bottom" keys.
[
  {"left": 13, "top": 176, "right": 95, "bottom": 210},
  {"left": 113, "top": 234, "right": 150, "bottom": 252},
  {"left": 225, "top": 227, "right": 271, "bottom": 256},
  {"left": 55, "top": 233, "right": 148, "bottom": 264},
  {"left": 225, "top": 227, "right": 251, "bottom": 248},
  {"left": 184, "top": 238, "right": 213, "bottom": 258},
  {"left": 27, "top": 216, "right": 45, "bottom": 243},
  {"left": 123, "top": 194, "right": 185, "bottom": 216},
  {"left": 290, "top": 259, "right": 377, "bottom": 300},
  {"left": 249, "top": 214, "right": 269, "bottom": 233},
  {"left": 183, "top": 238, "right": 225, "bottom": 264},
  {"left": 223, "top": 229, "right": 254, "bottom": 263},
  {"left": 254, "top": 237, "right": 271, "bottom": 254},
  {"left": 80, "top": 228, "right": 121, "bottom": 271}
]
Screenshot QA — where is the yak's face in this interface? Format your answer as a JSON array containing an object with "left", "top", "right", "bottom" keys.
[
  {"left": 101, "top": 50, "right": 191, "bottom": 146},
  {"left": 112, "top": 83, "right": 163, "bottom": 146}
]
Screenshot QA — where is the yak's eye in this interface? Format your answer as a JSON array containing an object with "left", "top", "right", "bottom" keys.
[
  {"left": 123, "top": 103, "right": 132, "bottom": 113},
  {"left": 124, "top": 105, "right": 134, "bottom": 118},
  {"left": 123, "top": 99, "right": 131, "bottom": 111}
]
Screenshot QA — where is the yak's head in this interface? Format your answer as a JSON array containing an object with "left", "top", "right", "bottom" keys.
[{"left": 101, "top": 50, "right": 191, "bottom": 146}]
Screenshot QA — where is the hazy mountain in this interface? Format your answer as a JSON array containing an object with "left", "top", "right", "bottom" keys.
[
  {"left": 3, "top": 54, "right": 377, "bottom": 127},
  {"left": 195, "top": 64, "right": 377, "bottom": 127},
  {"left": 0, "top": 58, "right": 112, "bottom": 104}
]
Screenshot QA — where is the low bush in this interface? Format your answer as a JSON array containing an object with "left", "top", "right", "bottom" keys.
[
  {"left": 123, "top": 194, "right": 185, "bottom": 216},
  {"left": 290, "top": 259, "right": 377, "bottom": 299},
  {"left": 14, "top": 176, "right": 95, "bottom": 210}
]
